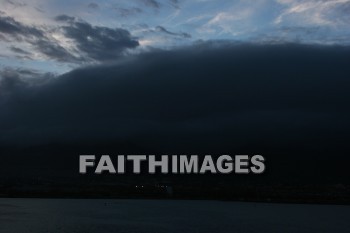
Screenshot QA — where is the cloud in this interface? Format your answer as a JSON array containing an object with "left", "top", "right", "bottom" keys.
[
  {"left": 60, "top": 19, "right": 139, "bottom": 61},
  {"left": 54, "top": 14, "right": 75, "bottom": 22},
  {"left": 275, "top": 0, "right": 350, "bottom": 26},
  {"left": 0, "top": 67, "right": 52, "bottom": 81},
  {"left": 4, "top": 0, "right": 26, "bottom": 8},
  {"left": 139, "top": 0, "right": 160, "bottom": 9},
  {"left": 251, "top": 26, "right": 339, "bottom": 45},
  {"left": 168, "top": 0, "right": 180, "bottom": 9},
  {"left": 0, "top": 14, "right": 79, "bottom": 62},
  {"left": 0, "top": 12, "right": 140, "bottom": 64},
  {"left": 34, "top": 39, "right": 79, "bottom": 63},
  {"left": 87, "top": 3, "right": 99, "bottom": 9},
  {"left": 113, "top": 7, "right": 143, "bottom": 17},
  {"left": 199, "top": 5, "right": 255, "bottom": 36},
  {"left": 1, "top": 0, "right": 350, "bottom": 68},
  {"left": 0, "top": 67, "right": 53, "bottom": 96},
  {"left": 0, "top": 43, "right": 349, "bottom": 154},
  {"left": 155, "top": 26, "right": 191, "bottom": 38},
  {"left": 0, "top": 14, "right": 43, "bottom": 40},
  {"left": 10, "top": 46, "right": 31, "bottom": 55}
]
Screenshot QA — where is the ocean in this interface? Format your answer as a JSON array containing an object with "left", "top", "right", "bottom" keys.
[{"left": 0, "top": 198, "right": 349, "bottom": 233}]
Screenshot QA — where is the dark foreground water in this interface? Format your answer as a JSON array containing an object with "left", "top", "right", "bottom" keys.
[{"left": 0, "top": 198, "right": 349, "bottom": 233}]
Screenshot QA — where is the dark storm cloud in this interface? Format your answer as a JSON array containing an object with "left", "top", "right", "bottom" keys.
[
  {"left": 0, "top": 13, "right": 139, "bottom": 63},
  {"left": 0, "top": 67, "right": 53, "bottom": 96},
  {"left": 54, "top": 14, "right": 75, "bottom": 22},
  {"left": 34, "top": 39, "right": 79, "bottom": 63},
  {"left": 139, "top": 0, "right": 160, "bottom": 9},
  {"left": 155, "top": 26, "right": 191, "bottom": 38},
  {"left": 0, "top": 67, "right": 53, "bottom": 80},
  {"left": 0, "top": 14, "right": 78, "bottom": 62},
  {"left": 88, "top": 3, "right": 99, "bottom": 9},
  {"left": 10, "top": 46, "right": 31, "bottom": 55},
  {"left": 136, "top": 0, "right": 179, "bottom": 10},
  {"left": 10, "top": 46, "right": 33, "bottom": 60},
  {"left": 0, "top": 43, "right": 349, "bottom": 151},
  {"left": 0, "top": 15, "right": 43, "bottom": 40},
  {"left": 60, "top": 20, "right": 139, "bottom": 61}
]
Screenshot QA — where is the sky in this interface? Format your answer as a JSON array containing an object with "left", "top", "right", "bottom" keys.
[
  {"left": 0, "top": 1, "right": 350, "bottom": 183},
  {"left": 0, "top": 0, "right": 350, "bottom": 74},
  {"left": 0, "top": 0, "right": 349, "bottom": 151}
]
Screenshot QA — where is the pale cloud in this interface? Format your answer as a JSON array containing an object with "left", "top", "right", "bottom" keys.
[
  {"left": 207, "top": 9, "right": 252, "bottom": 26},
  {"left": 199, "top": 8, "right": 254, "bottom": 35},
  {"left": 275, "top": 0, "right": 350, "bottom": 26},
  {"left": 195, "top": 0, "right": 271, "bottom": 37},
  {"left": 0, "top": 0, "right": 54, "bottom": 26}
]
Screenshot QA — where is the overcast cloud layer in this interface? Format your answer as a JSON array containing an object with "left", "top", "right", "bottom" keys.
[
  {"left": 0, "top": 1, "right": 350, "bottom": 158},
  {"left": 0, "top": 44, "right": 349, "bottom": 154}
]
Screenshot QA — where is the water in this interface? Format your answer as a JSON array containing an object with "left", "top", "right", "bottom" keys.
[{"left": 0, "top": 198, "right": 349, "bottom": 233}]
